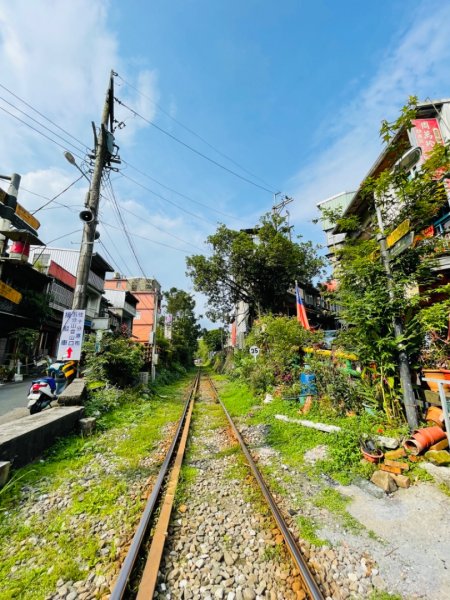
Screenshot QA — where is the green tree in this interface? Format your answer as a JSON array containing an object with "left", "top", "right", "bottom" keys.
[
  {"left": 186, "top": 212, "right": 323, "bottom": 322},
  {"left": 163, "top": 288, "right": 201, "bottom": 366},
  {"left": 326, "top": 98, "right": 450, "bottom": 422},
  {"left": 202, "top": 328, "right": 225, "bottom": 352}
]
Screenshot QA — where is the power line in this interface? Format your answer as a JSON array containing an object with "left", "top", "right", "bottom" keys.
[
  {"left": 108, "top": 199, "right": 205, "bottom": 252},
  {"left": 31, "top": 228, "right": 82, "bottom": 265},
  {"left": 0, "top": 94, "right": 87, "bottom": 156},
  {"left": 0, "top": 80, "right": 90, "bottom": 151},
  {"left": 103, "top": 176, "right": 148, "bottom": 278},
  {"left": 28, "top": 175, "right": 85, "bottom": 214},
  {"left": 0, "top": 103, "right": 85, "bottom": 162},
  {"left": 101, "top": 220, "right": 190, "bottom": 254},
  {"left": 121, "top": 159, "right": 246, "bottom": 223},
  {"left": 119, "top": 172, "right": 218, "bottom": 225},
  {"left": 116, "top": 72, "right": 277, "bottom": 191},
  {"left": 20, "top": 185, "right": 80, "bottom": 212},
  {"left": 99, "top": 225, "right": 134, "bottom": 276},
  {"left": 115, "top": 96, "right": 276, "bottom": 194}
]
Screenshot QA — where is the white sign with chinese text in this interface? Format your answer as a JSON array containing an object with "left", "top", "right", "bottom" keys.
[{"left": 57, "top": 309, "right": 86, "bottom": 360}]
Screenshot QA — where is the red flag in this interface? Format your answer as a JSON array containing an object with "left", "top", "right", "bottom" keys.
[{"left": 296, "top": 283, "right": 311, "bottom": 330}]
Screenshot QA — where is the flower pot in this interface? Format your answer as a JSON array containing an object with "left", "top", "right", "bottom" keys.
[
  {"left": 421, "top": 369, "right": 450, "bottom": 393},
  {"left": 403, "top": 426, "right": 447, "bottom": 455},
  {"left": 426, "top": 406, "right": 445, "bottom": 429},
  {"left": 360, "top": 447, "right": 383, "bottom": 463}
]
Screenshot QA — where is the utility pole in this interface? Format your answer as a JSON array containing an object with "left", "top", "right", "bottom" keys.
[
  {"left": 72, "top": 70, "right": 117, "bottom": 310},
  {"left": 375, "top": 202, "right": 418, "bottom": 429}
]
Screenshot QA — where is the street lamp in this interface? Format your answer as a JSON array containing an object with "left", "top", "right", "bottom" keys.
[{"left": 64, "top": 151, "right": 91, "bottom": 184}]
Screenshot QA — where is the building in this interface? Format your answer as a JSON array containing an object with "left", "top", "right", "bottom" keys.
[
  {"left": 103, "top": 288, "right": 138, "bottom": 332},
  {"left": 317, "top": 191, "right": 356, "bottom": 264},
  {"left": 332, "top": 99, "right": 450, "bottom": 277},
  {"left": 104, "top": 275, "right": 161, "bottom": 362},
  {"left": 28, "top": 247, "right": 113, "bottom": 355}
]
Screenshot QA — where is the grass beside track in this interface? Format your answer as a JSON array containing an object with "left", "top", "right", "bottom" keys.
[{"left": 0, "top": 377, "right": 192, "bottom": 600}]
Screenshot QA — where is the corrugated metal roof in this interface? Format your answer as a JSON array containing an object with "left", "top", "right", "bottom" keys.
[{"left": 30, "top": 247, "right": 79, "bottom": 275}]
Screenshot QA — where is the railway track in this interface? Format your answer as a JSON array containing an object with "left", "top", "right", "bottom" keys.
[{"left": 110, "top": 370, "right": 324, "bottom": 600}]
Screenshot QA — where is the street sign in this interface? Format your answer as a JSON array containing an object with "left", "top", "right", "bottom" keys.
[
  {"left": 387, "top": 219, "right": 410, "bottom": 249},
  {"left": 249, "top": 345, "right": 260, "bottom": 361},
  {"left": 389, "top": 231, "right": 415, "bottom": 258},
  {"left": 0, "top": 188, "right": 40, "bottom": 233},
  {"left": 0, "top": 280, "right": 22, "bottom": 304},
  {"left": 15, "top": 203, "right": 40, "bottom": 231},
  {"left": 57, "top": 309, "right": 86, "bottom": 360}
]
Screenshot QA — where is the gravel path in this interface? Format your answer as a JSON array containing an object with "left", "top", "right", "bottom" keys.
[{"left": 154, "top": 380, "right": 308, "bottom": 600}]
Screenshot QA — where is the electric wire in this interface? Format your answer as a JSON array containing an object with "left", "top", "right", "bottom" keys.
[
  {"left": 116, "top": 72, "right": 277, "bottom": 191},
  {"left": 31, "top": 229, "right": 82, "bottom": 266},
  {"left": 111, "top": 201, "right": 205, "bottom": 253},
  {"left": 99, "top": 225, "right": 133, "bottom": 276},
  {"left": 118, "top": 172, "right": 218, "bottom": 225},
  {"left": 20, "top": 185, "right": 80, "bottom": 212},
  {"left": 27, "top": 175, "right": 85, "bottom": 214},
  {"left": 0, "top": 80, "right": 90, "bottom": 151},
  {"left": 0, "top": 104, "right": 86, "bottom": 162},
  {"left": 103, "top": 175, "right": 148, "bottom": 278},
  {"left": 0, "top": 81, "right": 250, "bottom": 225},
  {"left": 98, "top": 239, "right": 124, "bottom": 275},
  {"left": 101, "top": 220, "right": 190, "bottom": 254},
  {"left": 115, "top": 97, "right": 276, "bottom": 194},
  {"left": 121, "top": 159, "right": 246, "bottom": 223},
  {"left": 0, "top": 94, "right": 87, "bottom": 156}
]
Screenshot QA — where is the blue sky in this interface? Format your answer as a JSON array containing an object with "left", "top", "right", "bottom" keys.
[{"left": 0, "top": 0, "right": 449, "bottom": 324}]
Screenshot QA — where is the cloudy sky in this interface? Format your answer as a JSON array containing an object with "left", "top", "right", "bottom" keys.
[{"left": 1, "top": 0, "right": 450, "bottom": 325}]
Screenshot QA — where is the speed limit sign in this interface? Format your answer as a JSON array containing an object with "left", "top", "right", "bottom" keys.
[{"left": 249, "top": 345, "right": 260, "bottom": 361}]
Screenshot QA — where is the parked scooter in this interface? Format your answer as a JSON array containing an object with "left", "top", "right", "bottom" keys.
[{"left": 27, "top": 360, "right": 77, "bottom": 414}]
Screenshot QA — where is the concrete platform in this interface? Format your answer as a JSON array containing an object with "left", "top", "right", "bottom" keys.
[{"left": 0, "top": 406, "right": 84, "bottom": 468}]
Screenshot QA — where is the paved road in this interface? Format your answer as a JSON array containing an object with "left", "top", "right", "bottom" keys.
[{"left": 0, "top": 379, "right": 32, "bottom": 421}]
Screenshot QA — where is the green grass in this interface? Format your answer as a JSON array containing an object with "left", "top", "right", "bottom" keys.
[
  {"left": 369, "top": 592, "right": 402, "bottom": 600},
  {"left": 0, "top": 376, "right": 192, "bottom": 600},
  {"left": 175, "top": 465, "right": 199, "bottom": 506},
  {"left": 313, "top": 488, "right": 363, "bottom": 533},
  {"left": 295, "top": 515, "right": 327, "bottom": 546},
  {"left": 216, "top": 377, "right": 404, "bottom": 486}
]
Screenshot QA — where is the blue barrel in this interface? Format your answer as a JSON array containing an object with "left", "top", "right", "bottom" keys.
[{"left": 300, "top": 365, "right": 317, "bottom": 397}]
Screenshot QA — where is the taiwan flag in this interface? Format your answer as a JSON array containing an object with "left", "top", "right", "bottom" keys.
[{"left": 295, "top": 283, "right": 310, "bottom": 330}]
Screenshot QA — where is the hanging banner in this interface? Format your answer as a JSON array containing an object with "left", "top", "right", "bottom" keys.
[
  {"left": 164, "top": 313, "right": 173, "bottom": 340},
  {"left": 57, "top": 309, "right": 85, "bottom": 360},
  {"left": 412, "top": 118, "right": 450, "bottom": 199}
]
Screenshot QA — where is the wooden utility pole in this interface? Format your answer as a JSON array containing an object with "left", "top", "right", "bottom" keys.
[{"left": 72, "top": 71, "right": 116, "bottom": 310}]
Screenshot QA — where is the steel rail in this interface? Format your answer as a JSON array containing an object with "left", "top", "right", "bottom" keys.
[
  {"left": 205, "top": 374, "right": 325, "bottom": 600},
  {"left": 110, "top": 371, "right": 200, "bottom": 600}
]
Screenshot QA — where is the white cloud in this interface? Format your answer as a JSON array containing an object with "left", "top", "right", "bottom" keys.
[{"left": 288, "top": 0, "right": 450, "bottom": 243}]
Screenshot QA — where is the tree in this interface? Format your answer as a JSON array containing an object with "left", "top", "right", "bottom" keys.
[
  {"left": 202, "top": 328, "right": 225, "bottom": 352},
  {"left": 163, "top": 288, "right": 201, "bottom": 366},
  {"left": 186, "top": 212, "right": 323, "bottom": 322}
]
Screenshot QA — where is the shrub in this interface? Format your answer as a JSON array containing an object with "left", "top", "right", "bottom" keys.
[{"left": 82, "top": 332, "right": 144, "bottom": 387}]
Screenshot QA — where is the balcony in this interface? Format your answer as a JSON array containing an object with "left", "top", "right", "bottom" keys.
[{"left": 88, "top": 270, "right": 104, "bottom": 292}]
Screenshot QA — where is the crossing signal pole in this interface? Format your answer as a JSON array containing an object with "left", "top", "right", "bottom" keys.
[{"left": 71, "top": 70, "right": 119, "bottom": 310}]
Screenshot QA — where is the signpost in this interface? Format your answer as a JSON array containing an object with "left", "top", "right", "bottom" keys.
[
  {"left": 0, "top": 280, "right": 22, "bottom": 304},
  {"left": 56, "top": 309, "right": 86, "bottom": 360},
  {"left": 249, "top": 345, "right": 260, "bottom": 361},
  {"left": 386, "top": 219, "right": 410, "bottom": 249},
  {"left": 389, "top": 231, "right": 415, "bottom": 258}
]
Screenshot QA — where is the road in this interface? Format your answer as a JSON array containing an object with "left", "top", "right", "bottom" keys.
[{"left": 0, "top": 379, "right": 32, "bottom": 423}]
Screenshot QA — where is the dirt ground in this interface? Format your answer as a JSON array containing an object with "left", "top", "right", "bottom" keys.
[{"left": 333, "top": 479, "right": 450, "bottom": 599}]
